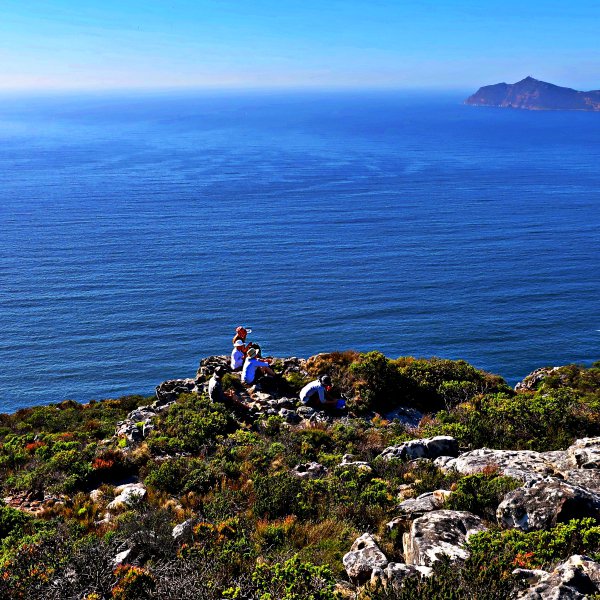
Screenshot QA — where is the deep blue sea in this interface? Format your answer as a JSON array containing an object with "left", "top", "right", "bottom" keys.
[{"left": 0, "top": 90, "right": 598, "bottom": 410}]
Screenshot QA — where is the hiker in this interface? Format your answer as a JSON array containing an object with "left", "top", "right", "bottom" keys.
[
  {"left": 208, "top": 366, "right": 253, "bottom": 417},
  {"left": 233, "top": 326, "right": 261, "bottom": 356},
  {"left": 300, "top": 375, "right": 341, "bottom": 410},
  {"left": 231, "top": 339, "right": 246, "bottom": 371},
  {"left": 232, "top": 326, "right": 252, "bottom": 346},
  {"left": 241, "top": 347, "right": 274, "bottom": 385}
]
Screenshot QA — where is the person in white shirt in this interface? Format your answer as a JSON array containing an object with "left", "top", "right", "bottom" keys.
[
  {"left": 231, "top": 340, "right": 245, "bottom": 371},
  {"left": 242, "top": 347, "right": 275, "bottom": 384},
  {"left": 300, "top": 375, "right": 340, "bottom": 410}
]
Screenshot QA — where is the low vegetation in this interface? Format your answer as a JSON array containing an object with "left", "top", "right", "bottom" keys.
[{"left": 0, "top": 355, "right": 597, "bottom": 599}]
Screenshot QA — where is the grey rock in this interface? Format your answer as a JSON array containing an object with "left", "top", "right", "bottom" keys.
[
  {"left": 156, "top": 378, "right": 198, "bottom": 403},
  {"left": 562, "top": 470, "right": 600, "bottom": 494},
  {"left": 338, "top": 454, "right": 372, "bottom": 472},
  {"left": 388, "top": 491, "right": 451, "bottom": 529},
  {"left": 568, "top": 438, "right": 600, "bottom": 469},
  {"left": 89, "top": 489, "right": 104, "bottom": 503},
  {"left": 142, "top": 422, "right": 154, "bottom": 438},
  {"left": 516, "top": 555, "right": 600, "bottom": 599},
  {"left": 268, "top": 398, "right": 296, "bottom": 410},
  {"left": 279, "top": 408, "right": 301, "bottom": 424},
  {"left": 172, "top": 519, "right": 194, "bottom": 544},
  {"left": 343, "top": 533, "right": 388, "bottom": 584},
  {"left": 113, "top": 548, "right": 133, "bottom": 566},
  {"left": 196, "top": 355, "right": 230, "bottom": 381},
  {"left": 497, "top": 478, "right": 600, "bottom": 532},
  {"left": 296, "top": 406, "right": 316, "bottom": 419},
  {"left": 403, "top": 510, "right": 486, "bottom": 567},
  {"left": 436, "top": 448, "right": 555, "bottom": 483},
  {"left": 515, "top": 366, "right": 563, "bottom": 392},
  {"left": 291, "top": 462, "right": 328, "bottom": 480},
  {"left": 107, "top": 483, "right": 147, "bottom": 512},
  {"left": 371, "top": 562, "right": 433, "bottom": 592},
  {"left": 379, "top": 436, "right": 459, "bottom": 461},
  {"left": 383, "top": 407, "right": 424, "bottom": 429}
]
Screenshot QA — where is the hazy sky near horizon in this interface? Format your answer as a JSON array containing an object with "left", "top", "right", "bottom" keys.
[{"left": 1, "top": 0, "right": 599, "bottom": 91}]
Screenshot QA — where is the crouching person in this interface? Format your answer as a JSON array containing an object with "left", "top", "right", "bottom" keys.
[{"left": 300, "top": 375, "right": 344, "bottom": 412}]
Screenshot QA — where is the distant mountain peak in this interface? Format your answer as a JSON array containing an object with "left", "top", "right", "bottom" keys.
[{"left": 465, "top": 77, "right": 600, "bottom": 111}]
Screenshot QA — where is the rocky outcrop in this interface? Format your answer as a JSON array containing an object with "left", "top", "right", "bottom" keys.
[
  {"left": 497, "top": 479, "right": 600, "bottom": 531},
  {"left": 343, "top": 533, "right": 388, "bottom": 584},
  {"left": 435, "top": 448, "right": 556, "bottom": 483},
  {"left": 379, "top": 436, "right": 459, "bottom": 461},
  {"left": 515, "top": 366, "right": 563, "bottom": 392},
  {"left": 516, "top": 555, "right": 600, "bottom": 599},
  {"left": 155, "top": 378, "right": 198, "bottom": 404},
  {"left": 403, "top": 510, "right": 486, "bottom": 567}
]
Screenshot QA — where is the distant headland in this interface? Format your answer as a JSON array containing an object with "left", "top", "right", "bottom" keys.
[{"left": 465, "top": 76, "right": 600, "bottom": 111}]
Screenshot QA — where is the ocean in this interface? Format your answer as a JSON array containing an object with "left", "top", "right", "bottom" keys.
[{"left": 0, "top": 90, "right": 598, "bottom": 410}]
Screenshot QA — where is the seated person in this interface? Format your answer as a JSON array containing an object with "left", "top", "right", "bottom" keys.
[
  {"left": 233, "top": 325, "right": 261, "bottom": 356},
  {"left": 241, "top": 347, "right": 274, "bottom": 384},
  {"left": 232, "top": 326, "right": 252, "bottom": 346},
  {"left": 231, "top": 339, "right": 246, "bottom": 371},
  {"left": 300, "top": 375, "right": 340, "bottom": 410}
]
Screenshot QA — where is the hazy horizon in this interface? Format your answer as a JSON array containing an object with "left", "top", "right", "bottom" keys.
[{"left": 1, "top": 1, "right": 598, "bottom": 92}]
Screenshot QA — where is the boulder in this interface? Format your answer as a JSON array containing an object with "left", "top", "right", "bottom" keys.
[
  {"left": 387, "top": 491, "right": 452, "bottom": 530},
  {"left": 343, "top": 533, "right": 388, "bottom": 584},
  {"left": 383, "top": 407, "right": 424, "bottom": 429},
  {"left": 370, "top": 562, "right": 432, "bottom": 592},
  {"left": 436, "top": 448, "right": 555, "bottom": 483},
  {"left": 497, "top": 478, "right": 600, "bottom": 531},
  {"left": 516, "top": 555, "right": 600, "bottom": 599},
  {"left": 403, "top": 510, "right": 486, "bottom": 567},
  {"left": 291, "top": 462, "right": 328, "bottom": 480},
  {"left": 115, "top": 422, "right": 144, "bottom": 445},
  {"left": 379, "top": 436, "right": 459, "bottom": 461},
  {"left": 107, "top": 483, "right": 147, "bottom": 512}
]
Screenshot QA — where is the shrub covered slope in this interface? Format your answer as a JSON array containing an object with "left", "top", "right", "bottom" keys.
[{"left": 0, "top": 352, "right": 599, "bottom": 599}]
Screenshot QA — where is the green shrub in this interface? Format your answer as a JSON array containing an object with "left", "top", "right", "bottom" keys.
[
  {"left": 224, "top": 555, "right": 337, "bottom": 600},
  {"left": 0, "top": 504, "right": 30, "bottom": 539},
  {"left": 444, "top": 473, "right": 520, "bottom": 520},
  {"left": 147, "top": 393, "right": 236, "bottom": 454},
  {"left": 253, "top": 473, "right": 304, "bottom": 519},
  {"left": 421, "top": 388, "right": 600, "bottom": 451},
  {"left": 350, "top": 351, "right": 403, "bottom": 413}
]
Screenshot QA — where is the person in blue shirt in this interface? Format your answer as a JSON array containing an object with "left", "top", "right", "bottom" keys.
[{"left": 241, "top": 347, "right": 275, "bottom": 384}]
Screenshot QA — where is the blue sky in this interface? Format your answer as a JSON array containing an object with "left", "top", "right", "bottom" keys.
[{"left": 1, "top": 0, "right": 598, "bottom": 90}]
